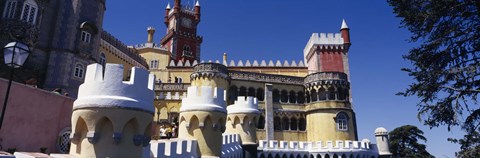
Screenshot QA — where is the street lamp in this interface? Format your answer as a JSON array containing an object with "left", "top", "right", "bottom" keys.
[{"left": 0, "top": 42, "right": 31, "bottom": 129}]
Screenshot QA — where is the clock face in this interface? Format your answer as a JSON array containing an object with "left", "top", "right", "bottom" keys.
[{"left": 181, "top": 18, "right": 192, "bottom": 28}]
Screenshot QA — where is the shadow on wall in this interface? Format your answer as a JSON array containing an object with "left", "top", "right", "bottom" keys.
[{"left": 0, "top": 78, "right": 73, "bottom": 153}]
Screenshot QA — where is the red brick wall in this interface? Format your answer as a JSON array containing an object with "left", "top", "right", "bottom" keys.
[
  {"left": 0, "top": 79, "right": 73, "bottom": 153},
  {"left": 320, "top": 51, "right": 344, "bottom": 72}
]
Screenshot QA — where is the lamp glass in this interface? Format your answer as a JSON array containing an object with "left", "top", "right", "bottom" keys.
[{"left": 3, "top": 42, "right": 30, "bottom": 68}]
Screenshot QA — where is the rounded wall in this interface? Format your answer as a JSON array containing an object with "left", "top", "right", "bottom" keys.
[
  {"left": 191, "top": 77, "right": 229, "bottom": 91},
  {"left": 225, "top": 113, "right": 259, "bottom": 145},
  {"left": 69, "top": 108, "right": 153, "bottom": 158},
  {"left": 305, "top": 102, "right": 356, "bottom": 142},
  {"left": 179, "top": 111, "right": 226, "bottom": 157}
]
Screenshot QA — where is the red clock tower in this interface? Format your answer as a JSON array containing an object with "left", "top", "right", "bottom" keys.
[{"left": 161, "top": 0, "right": 202, "bottom": 63}]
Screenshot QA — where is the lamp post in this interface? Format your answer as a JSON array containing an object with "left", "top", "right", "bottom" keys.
[{"left": 0, "top": 42, "right": 31, "bottom": 129}]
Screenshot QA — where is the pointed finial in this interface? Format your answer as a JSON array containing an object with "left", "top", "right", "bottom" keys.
[
  {"left": 341, "top": 19, "right": 348, "bottom": 29},
  {"left": 166, "top": 3, "right": 171, "bottom": 9},
  {"left": 195, "top": 0, "right": 200, "bottom": 6}
]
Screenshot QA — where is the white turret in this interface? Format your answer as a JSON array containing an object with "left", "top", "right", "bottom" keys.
[
  {"left": 195, "top": 0, "right": 200, "bottom": 6},
  {"left": 166, "top": 3, "right": 171, "bottom": 9},
  {"left": 341, "top": 19, "right": 349, "bottom": 29},
  {"left": 375, "top": 127, "right": 392, "bottom": 157}
]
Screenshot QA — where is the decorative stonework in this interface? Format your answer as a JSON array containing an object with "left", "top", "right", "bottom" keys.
[
  {"left": 0, "top": 19, "right": 39, "bottom": 46},
  {"left": 229, "top": 71, "right": 304, "bottom": 85},
  {"left": 191, "top": 63, "right": 229, "bottom": 80},
  {"left": 304, "top": 72, "right": 349, "bottom": 87}
]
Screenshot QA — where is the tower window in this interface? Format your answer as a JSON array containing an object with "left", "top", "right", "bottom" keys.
[
  {"left": 150, "top": 59, "right": 159, "bottom": 69},
  {"left": 3, "top": 0, "right": 17, "bottom": 19},
  {"left": 182, "top": 45, "right": 192, "bottom": 57},
  {"left": 336, "top": 112, "right": 348, "bottom": 131},
  {"left": 99, "top": 53, "right": 106, "bottom": 66},
  {"left": 81, "top": 31, "right": 91, "bottom": 43},
  {"left": 74, "top": 63, "right": 85, "bottom": 79},
  {"left": 20, "top": 0, "right": 38, "bottom": 24}
]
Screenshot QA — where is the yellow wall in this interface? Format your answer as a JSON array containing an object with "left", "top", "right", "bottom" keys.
[{"left": 305, "top": 101, "right": 356, "bottom": 142}]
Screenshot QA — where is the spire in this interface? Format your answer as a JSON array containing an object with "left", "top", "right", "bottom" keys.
[
  {"left": 166, "top": 3, "right": 171, "bottom": 9},
  {"left": 341, "top": 19, "right": 349, "bottom": 29},
  {"left": 195, "top": 0, "right": 200, "bottom": 6}
]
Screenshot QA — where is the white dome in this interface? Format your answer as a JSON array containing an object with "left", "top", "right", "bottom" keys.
[{"left": 375, "top": 127, "right": 388, "bottom": 135}]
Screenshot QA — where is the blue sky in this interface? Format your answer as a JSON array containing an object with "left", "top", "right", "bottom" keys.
[{"left": 104, "top": 1, "right": 461, "bottom": 157}]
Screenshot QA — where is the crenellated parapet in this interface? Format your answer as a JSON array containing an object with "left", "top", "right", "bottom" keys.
[
  {"left": 227, "top": 96, "right": 260, "bottom": 115},
  {"left": 70, "top": 63, "right": 154, "bottom": 158},
  {"left": 221, "top": 134, "right": 244, "bottom": 158},
  {"left": 150, "top": 139, "right": 199, "bottom": 158},
  {"left": 74, "top": 64, "right": 155, "bottom": 113},
  {"left": 304, "top": 72, "right": 350, "bottom": 102},
  {"left": 178, "top": 86, "right": 227, "bottom": 157},
  {"left": 226, "top": 60, "right": 305, "bottom": 67},
  {"left": 258, "top": 139, "right": 379, "bottom": 158},
  {"left": 180, "top": 86, "right": 226, "bottom": 113},
  {"left": 304, "top": 33, "right": 345, "bottom": 60}
]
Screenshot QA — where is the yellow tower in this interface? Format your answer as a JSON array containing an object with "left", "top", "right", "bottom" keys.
[
  {"left": 69, "top": 64, "right": 155, "bottom": 158},
  {"left": 304, "top": 72, "right": 357, "bottom": 142},
  {"left": 225, "top": 96, "right": 260, "bottom": 158},
  {"left": 190, "top": 63, "right": 229, "bottom": 90},
  {"left": 178, "top": 86, "right": 227, "bottom": 157}
]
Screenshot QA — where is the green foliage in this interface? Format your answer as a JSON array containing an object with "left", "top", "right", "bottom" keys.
[
  {"left": 40, "top": 147, "right": 47, "bottom": 154},
  {"left": 388, "top": 0, "right": 480, "bottom": 157},
  {"left": 389, "top": 125, "right": 434, "bottom": 158}
]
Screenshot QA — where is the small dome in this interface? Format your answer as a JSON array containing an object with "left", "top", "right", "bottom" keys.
[{"left": 375, "top": 127, "right": 388, "bottom": 135}]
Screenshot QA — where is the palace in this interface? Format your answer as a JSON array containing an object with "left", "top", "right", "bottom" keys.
[{"left": 0, "top": 0, "right": 392, "bottom": 158}]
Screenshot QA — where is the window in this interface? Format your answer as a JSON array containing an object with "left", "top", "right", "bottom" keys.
[
  {"left": 74, "top": 64, "right": 84, "bottom": 78},
  {"left": 150, "top": 59, "right": 159, "bottom": 69},
  {"left": 20, "top": 0, "right": 38, "bottom": 24},
  {"left": 2, "top": 0, "right": 17, "bottom": 19},
  {"left": 99, "top": 53, "right": 106, "bottom": 66},
  {"left": 336, "top": 112, "right": 348, "bottom": 131},
  {"left": 81, "top": 31, "right": 91, "bottom": 43},
  {"left": 182, "top": 45, "right": 192, "bottom": 57}
]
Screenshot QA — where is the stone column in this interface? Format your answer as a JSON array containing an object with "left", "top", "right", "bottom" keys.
[{"left": 265, "top": 83, "right": 274, "bottom": 140}]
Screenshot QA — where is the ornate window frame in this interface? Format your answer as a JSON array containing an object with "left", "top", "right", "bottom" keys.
[
  {"left": 20, "top": 0, "right": 38, "bottom": 24},
  {"left": 335, "top": 112, "right": 349, "bottom": 131},
  {"left": 2, "top": 0, "right": 18, "bottom": 19}
]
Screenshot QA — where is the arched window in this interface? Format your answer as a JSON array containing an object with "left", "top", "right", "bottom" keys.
[
  {"left": 338, "top": 87, "right": 346, "bottom": 101},
  {"left": 310, "top": 89, "right": 317, "bottom": 102},
  {"left": 228, "top": 86, "right": 238, "bottom": 105},
  {"left": 282, "top": 117, "right": 289, "bottom": 130},
  {"left": 298, "top": 117, "right": 306, "bottom": 131},
  {"left": 256, "top": 88, "right": 264, "bottom": 101},
  {"left": 99, "top": 53, "right": 106, "bottom": 66},
  {"left": 20, "top": 0, "right": 38, "bottom": 24},
  {"left": 305, "top": 92, "right": 310, "bottom": 103},
  {"left": 273, "top": 89, "right": 280, "bottom": 103},
  {"left": 239, "top": 86, "right": 247, "bottom": 97},
  {"left": 327, "top": 87, "right": 336, "bottom": 100},
  {"left": 2, "top": 0, "right": 17, "bottom": 19},
  {"left": 280, "top": 90, "right": 288, "bottom": 103},
  {"left": 336, "top": 112, "right": 349, "bottom": 131},
  {"left": 290, "top": 117, "right": 298, "bottom": 130},
  {"left": 74, "top": 64, "right": 84, "bottom": 78},
  {"left": 258, "top": 115, "right": 265, "bottom": 129},
  {"left": 318, "top": 87, "right": 326, "bottom": 100},
  {"left": 81, "top": 31, "right": 92, "bottom": 43},
  {"left": 182, "top": 45, "right": 192, "bottom": 57},
  {"left": 248, "top": 87, "right": 256, "bottom": 97},
  {"left": 297, "top": 91, "right": 305, "bottom": 104},
  {"left": 274, "top": 116, "right": 282, "bottom": 130},
  {"left": 289, "top": 91, "right": 296, "bottom": 103}
]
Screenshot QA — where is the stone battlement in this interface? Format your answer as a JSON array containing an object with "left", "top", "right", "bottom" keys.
[
  {"left": 304, "top": 33, "right": 345, "bottom": 59},
  {"left": 150, "top": 139, "right": 199, "bottom": 158},
  {"left": 167, "top": 59, "right": 306, "bottom": 68},
  {"left": 74, "top": 64, "right": 155, "bottom": 113},
  {"left": 180, "top": 86, "right": 226, "bottom": 113},
  {"left": 227, "top": 96, "right": 259, "bottom": 114},
  {"left": 258, "top": 139, "right": 372, "bottom": 152},
  {"left": 221, "top": 134, "right": 243, "bottom": 158}
]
